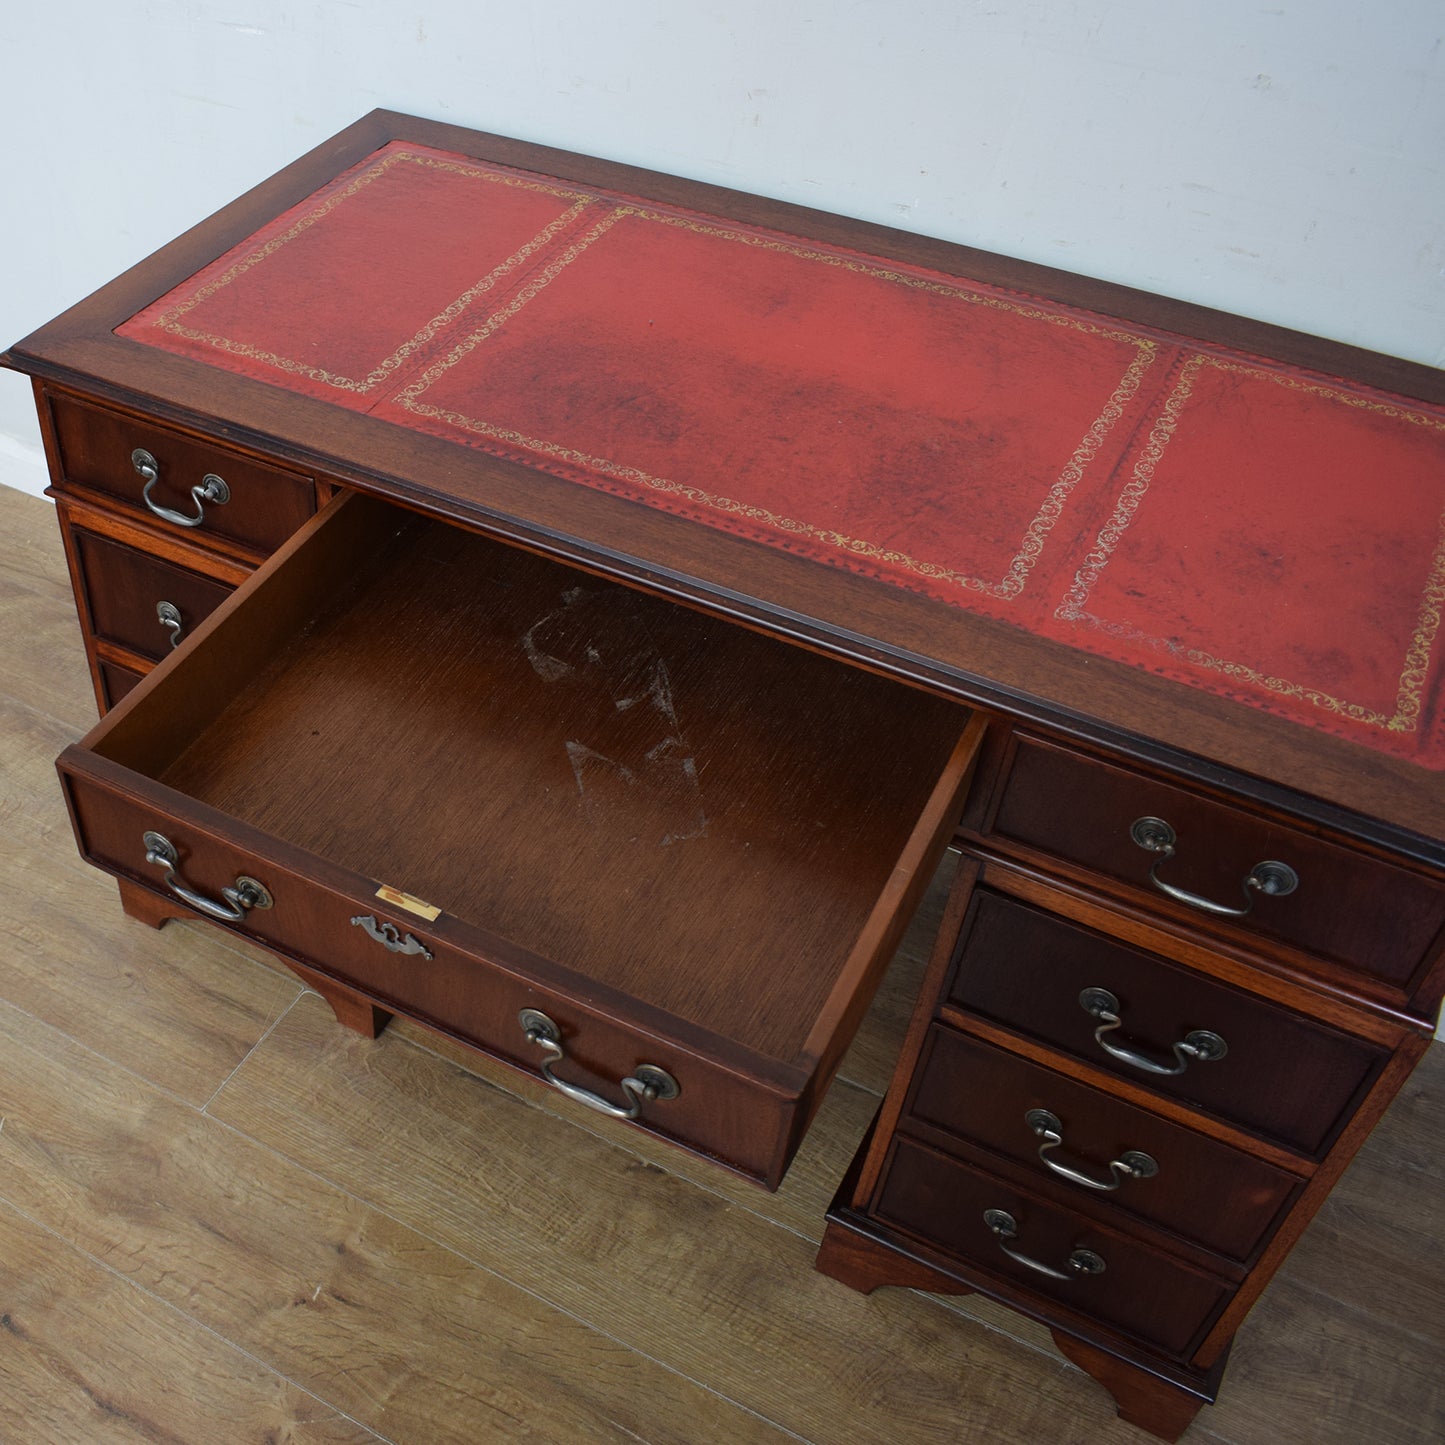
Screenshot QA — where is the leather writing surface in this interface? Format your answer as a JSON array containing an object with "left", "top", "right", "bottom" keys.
[
  {"left": 1046, "top": 354, "right": 1445, "bottom": 754},
  {"left": 118, "top": 145, "right": 591, "bottom": 408},
  {"left": 117, "top": 141, "right": 1445, "bottom": 767},
  {"left": 378, "top": 205, "right": 1158, "bottom": 610}
]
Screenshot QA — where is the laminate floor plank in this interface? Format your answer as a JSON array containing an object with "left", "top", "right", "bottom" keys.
[
  {"left": 0, "top": 483, "right": 68, "bottom": 580},
  {"left": 3, "top": 475, "right": 1443, "bottom": 1445},
  {"left": 0, "top": 997, "right": 795, "bottom": 1445},
  {"left": 0, "top": 495, "right": 96, "bottom": 726},
  {"left": 0, "top": 691, "right": 84, "bottom": 855},
  {"left": 1358, "top": 1042, "right": 1445, "bottom": 1184},
  {"left": 0, "top": 488, "right": 74, "bottom": 608},
  {"left": 1201, "top": 1277, "right": 1445, "bottom": 1445},
  {"left": 0, "top": 591, "right": 94, "bottom": 727},
  {"left": 208, "top": 995, "right": 1188, "bottom": 1445},
  {"left": 1268, "top": 1046, "right": 1445, "bottom": 1346},
  {"left": 0, "top": 1199, "right": 384, "bottom": 1445},
  {"left": 385, "top": 1008, "right": 1060, "bottom": 1356}
]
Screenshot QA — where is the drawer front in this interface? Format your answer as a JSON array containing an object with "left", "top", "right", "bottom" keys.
[
  {"left": 987, "top": 735, "right": 1445, "bottom": 998},
  {"left": 874, "top": 1135, "right": 1232, "bottom": 1358},
  {"left": 74, "top": 529, "right": 234, "bottom": 663},
  {"left": 60, "top": 770, "right": 801, "bottom": 1188},
  {"left": 48, "top": 389, "right": 316, "bottom": 556},
  {"left": 97, "top": 660, "right": 146, "bottom": 711},
  {"left": 907, "top": 1025, "right": 1300, "bottom": 1262},
  {"left": 945, "top": 889, "right": 1384, "bottom": 1155}
]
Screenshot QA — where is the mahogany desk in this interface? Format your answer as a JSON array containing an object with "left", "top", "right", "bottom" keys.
[{"left": 6, "top": 110, "right": 1444, "bottom": 1441}]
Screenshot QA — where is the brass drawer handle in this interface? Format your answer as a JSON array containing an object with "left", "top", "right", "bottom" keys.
[
  {"left": 519, "top": 1008, "right": 680, "bottom": 1121},
  {"left": 1024, "top": 1109, "right": 1158, "bottom": 1192},
  {"left": 132, "top": 448, "right": 231, "bottom": 528},
  {"left": 350, "top": 914, "right": 433, "bottom": 961},
  {"left": 1130, "top": 815, "right": 1298, "bottom": 918},
  {"left": 142, "top": 831, "right": 272, "bottom": 922},
  {"left": 982, "top": 1209, "right": 1105, "bottom": 1281},
  {"left": 1079, "top": 987, "right": 1227, "bottom": 1075},
  {"left": 156, "top": 600, "right": 184, "bottom": 649}
]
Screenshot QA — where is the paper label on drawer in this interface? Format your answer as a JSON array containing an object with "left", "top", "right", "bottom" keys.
[{"left": 374, "top": 884, "right": 442, "bottom": 921}]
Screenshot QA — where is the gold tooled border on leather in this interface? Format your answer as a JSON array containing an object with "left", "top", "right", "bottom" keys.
[
  {"left": 143, "top": 150, "right": 598, "bottom": 395},
  {"left": 1055, "top": 353, "right": 1445, "bottom": 735}
]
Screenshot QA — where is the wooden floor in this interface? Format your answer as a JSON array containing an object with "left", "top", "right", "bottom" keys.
[{"left": 1, "top": 480, "right": 1441, "bottom": 1445}]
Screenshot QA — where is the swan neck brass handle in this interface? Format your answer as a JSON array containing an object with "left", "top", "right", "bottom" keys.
[
  {"left": 1130, "top": 816, "right": 1298, "bottom": 918},
  {"left": 142, "top": 831, "right": 272, "bottom": 922},
  {"left": 519, "top": 1009, "right": 679, "bottom": 1121},
  {"left": 1079, "top": 987, "right": 1227, "bottom": 1075},
  {"left": 1024, "top": 1109, "right": 1158, "bottom": 1192},
  {"left": 983, "top": 1210, "right": 1105, "bottom": 1282},
  {"left": 132, "top": 448, "right": 231, "bottom": 529}
]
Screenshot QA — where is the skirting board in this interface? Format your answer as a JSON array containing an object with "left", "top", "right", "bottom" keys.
[{"left": 0, "top": 433, "right": 48, "bottom": 499}]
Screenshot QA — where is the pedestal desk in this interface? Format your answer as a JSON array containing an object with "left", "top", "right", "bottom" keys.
[{"left": 6, "top": 111, "right": 1443, "bottom": 1441}]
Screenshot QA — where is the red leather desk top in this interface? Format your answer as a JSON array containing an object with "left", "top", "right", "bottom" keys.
[{"left": 118, "top": 141, "right": 1445, "bottom": 768}]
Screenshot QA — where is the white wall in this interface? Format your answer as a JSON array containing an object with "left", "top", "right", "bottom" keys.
[
  {"left": 3, "top": 4, "right": 1443, "bottom": 1033},
  {"left": 3, "top": 0, "right": 1443, "bottom": 501}
]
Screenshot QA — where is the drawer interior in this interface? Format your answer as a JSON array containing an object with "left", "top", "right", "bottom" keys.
[{"left": 81, "top": 493, "right": 976, "bottom": 1071}]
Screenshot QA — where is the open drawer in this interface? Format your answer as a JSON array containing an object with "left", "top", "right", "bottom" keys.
[{"left": 57, "top": 492, "right": 981, "bottom": 1187}]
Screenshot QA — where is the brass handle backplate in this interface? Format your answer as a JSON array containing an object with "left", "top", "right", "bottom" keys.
[
  {"left": 133, "top": 448, "right": 230, "bottom": 528},
  {"left": 1079, "top": 987, "right": 1227, "bottom": 1076},
  {"left": 982, "top": 1209, "right": 1105, "bottom": 1282},
  {"left": 1130, "top": 815, "right": 1298, "bottom": 918},
  {"left": 142, "top": 830, "right": 272, "bottom": 922},
  {"left": 519, "top": 1008, "right": 679, "bottom": 1121},
  {"left": 1024, "top": 1109, "right": 1158, "bottom": 1192}
]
